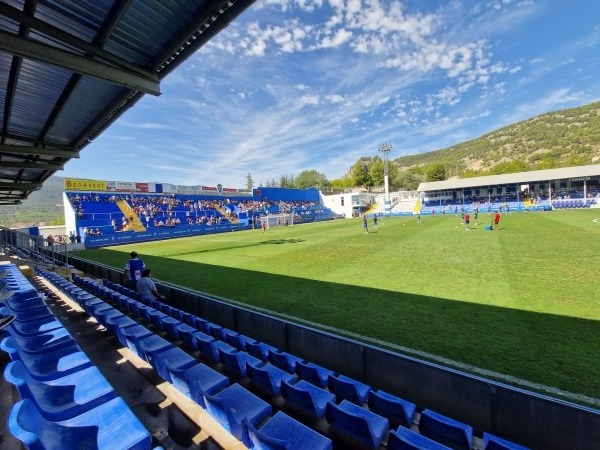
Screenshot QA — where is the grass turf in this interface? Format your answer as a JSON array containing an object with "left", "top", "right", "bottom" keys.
[{"left": 74, "top": 209, "right": 600, "bottom": 404}]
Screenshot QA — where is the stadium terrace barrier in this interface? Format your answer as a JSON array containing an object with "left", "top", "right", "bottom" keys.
[
  {"left": 83, "top": 223, "right": 246, "bottom": 248},
  {"left": 17, "top": 253, "right": 600, "bottom": 449}
]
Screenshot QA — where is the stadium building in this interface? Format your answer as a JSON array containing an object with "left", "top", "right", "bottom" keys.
[{"left": 418, "top": 164, "right": 600, "bottom": 211}]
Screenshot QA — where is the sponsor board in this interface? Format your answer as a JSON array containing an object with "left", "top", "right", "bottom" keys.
[
  {"left": 64, "top": 178, "right": 107, "bottom": 191},
  {"left": 84, "top": 224, "right": 246, "bottom": 248}
]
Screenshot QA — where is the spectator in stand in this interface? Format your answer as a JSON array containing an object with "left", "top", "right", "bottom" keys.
[
  {"left": 137, "top": 268, "right": 166, "bottom": 302},
  {"left": 123, "top": 251, "right": 145, "bottom": 289}
]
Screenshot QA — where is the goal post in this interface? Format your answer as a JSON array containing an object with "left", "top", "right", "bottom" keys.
[{"left": 259, "top": 213, "right": 294, "bottom": 229}]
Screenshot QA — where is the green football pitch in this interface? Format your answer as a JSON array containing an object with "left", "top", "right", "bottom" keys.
[{"left": 75, "top": 209, "right": 600, "bottom": 406}]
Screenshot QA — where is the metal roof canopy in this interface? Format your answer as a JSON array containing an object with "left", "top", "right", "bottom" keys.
[
  {"left": 418, "top": 164, "right": 600, "bottom": 192},
  {"left": 0, "top": 0, "right": 255, "bottom": 204}
]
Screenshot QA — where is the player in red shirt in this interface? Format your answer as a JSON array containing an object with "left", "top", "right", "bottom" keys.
[{"left": 493, "top": 211, "right": 501, "bottom": 230}]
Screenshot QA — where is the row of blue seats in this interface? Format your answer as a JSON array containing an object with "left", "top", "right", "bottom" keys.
[
  {"left": 40, "top": 269, "right": 333, "bottom": 450},
  {"left": 0, "top": 264, "right": 153, "bottom": 450},
  {"left": 552, "top": 199, "right": 595, "bottom": 208},
  {"left": 5, "top": 245, "right": 56, "bottom": 266},
  {"left": 73, "top": 274, "right": 529, "bottom": 450}
]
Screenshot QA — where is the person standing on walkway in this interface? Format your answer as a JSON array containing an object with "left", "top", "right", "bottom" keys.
[{"left": 124, "top": 251, "right": 145, "bottom": 289}]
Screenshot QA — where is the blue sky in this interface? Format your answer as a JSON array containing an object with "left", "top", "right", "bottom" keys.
[{"left": 63, "top": 0, "right": 600, "bottom": 189}]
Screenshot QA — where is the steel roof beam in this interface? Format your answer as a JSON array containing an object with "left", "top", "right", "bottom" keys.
[
  {"left": 0, "top": 30, "right": 161, "bottom": 96},
  {"left": 0, "top": 182, "right": 43, "bottom": 190},
  {"left": 0, "top": 144, "right": 79, "bottom": 158},
  {"left": 0, "top": 161, "right": 64, "bottom": 170},
  {"left": 0, "top": 3, "right": 155, "bottom": 80}
]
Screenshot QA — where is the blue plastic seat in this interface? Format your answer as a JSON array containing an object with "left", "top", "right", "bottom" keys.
[
  {"left": 5, "top": 360, "right": 116, "bottom": 421},
  {"left": 368, "top": 389, "right": 417, "bottom": 428},
  {"left": 181, "top": 311, "right": 195, "bottom": 326},
  {"left": 159, "top": 303, "right": 173, "bottom": 315},
  {"left": 388, "top": 426, "right": 452, "bottom": 450},
  {"left": 138, "top": 334, "right": 174, "bottom": 365},
  {"left": 295, "top": 361, "right": 334, "bottom": 388},
  {"left": 268, "top": 350, "right": 304, "bottom": 374},
  {"left": 171, "top": 308, "right": 184, "bottom": 322},
  {"left": 483, "top": 432, "right": 530, "bottom": 450},
  {"left": 247, "top": 362, "right": 295, "bottom": 397},
  {"left": 168, "top": 362, "right": 229, "bottom": 408},
  {"left": 204, "top": 383, "right": 271, "bottom": 441},
  {"left": 191, "top": 330, "right": 214, "bottom": 352},
  {"left": 121, "top": 324, "right": 154, "bottom": 358},
  {"left": 280, "top": 378, "right": 335, "bottom": 420},
  {"left": 106, "top": 316, "right": 139, "bottom": 345},
  {"left": 207, "top": 322, "right": 226, "bottom": 340},
  {"left": 0, "top": 337, "right": 92, "bottom": 381},
  {"left": 148, "top": 309, "right": 169, "bottom": 329},
  {"left": 159, "top": 316, "right": 183, "bottom": 337},
  {"left": 197, "top": 336, "right": 235, "bottom": 363},
  {"left": 80, "top": 297, "right": 107, "bottom": 316},
  {"left": 10, "top": 304, "right": 54, "bottom": 322},
  {"left": 245, "top": 340, "right": 279, "bottom": 361},
  {"left": 225, "top": 332, "right": 256, "bottom": 351},
  {"left": 8, "top": 327, "right": 76, "bottom": 355},
  {"left": 177, "top": 323, "right": 198, "bottom": 347},
  {"left": 8, "top": 397, "right": 152, "bottom": 450},
  {"left": 152, "top": 346, "right": 197, "bottom": 382},
  {"left": 325, "top": 399, "right": 389, "bottom": 449},
  {"left": 419, "top": 409, "right": 473, "bottom": 450},
  {"left": 218, "top": 349, "right": 263, "bottom": 378},
  {"left": 327, "top": 374, "right": 371, "bottom": 405},
  {"left": 192, "top": 316, "right": 209, "bottom": 332},
  {"left": 2, "top": 314, "right": 63, "bottom": 337},
  {"left": 5, "top": 293, "right": 46, "bottom": 311},
  {"left": 94, "top": 307, "right": 126, "bottom": 329},
  {"left": 244, "top": 410, "right": 333, "bottom": 450}
]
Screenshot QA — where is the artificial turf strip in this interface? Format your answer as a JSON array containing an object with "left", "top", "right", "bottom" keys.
[{"left": 75, "top": 209, "right": 600, "bottom": 403}]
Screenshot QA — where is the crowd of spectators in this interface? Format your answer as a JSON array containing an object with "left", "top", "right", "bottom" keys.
[{"left": 69, "top": 192, "right": 330, "bottom": 234}]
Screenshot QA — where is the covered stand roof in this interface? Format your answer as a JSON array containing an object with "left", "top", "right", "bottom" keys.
[
  {"left": 0, "top": 0, "right": 254, "bottom": 205},
  {"left": 418, "top": 164, "right": 600, "bottom": 192}
]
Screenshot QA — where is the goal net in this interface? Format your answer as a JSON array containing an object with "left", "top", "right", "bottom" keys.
[{"left": 259, "top": 213, "right": 294, "bottom": 229}]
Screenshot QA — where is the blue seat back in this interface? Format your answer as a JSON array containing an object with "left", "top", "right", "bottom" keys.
[{"left": 419, "top": 409, "right": 473, "bottom": 450}]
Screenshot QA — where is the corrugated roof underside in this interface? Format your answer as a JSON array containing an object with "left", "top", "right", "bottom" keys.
[
  {"left": 10, "top": 59, "right": 71, "bottom": 137},
  {"left": 106, "top": 0, "right": 206, "bottom": 67},
  {"left": 48, "top": 77, "right": 126, "bottom": 144},
  {"left": 34, "top": 0, "right": 111, "bottom": 43}
]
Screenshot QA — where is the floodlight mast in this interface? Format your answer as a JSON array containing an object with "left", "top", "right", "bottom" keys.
[{"left": 378, "top": 142, "right": 392, "bottom": 202}]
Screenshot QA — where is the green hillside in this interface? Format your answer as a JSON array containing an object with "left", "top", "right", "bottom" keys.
[
  {"left": 393, "top": 101, "right": 600, "bottom": 177},
  {"left": 0, "top": 176, "right": 65, "bottom": 228},
  {"left": 2, "top": 102, "right": 600, "bottom": 227}
]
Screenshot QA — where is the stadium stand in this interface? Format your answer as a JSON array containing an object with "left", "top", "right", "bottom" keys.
[
  {"left": 3, "top": 240, "right": 598, "bottom": 449},
  {"left": 0, "top": 264, "right": 152, "bottom": 449},
  {"left": 65, "top": 190, "right": 340, "bottom": 248}
]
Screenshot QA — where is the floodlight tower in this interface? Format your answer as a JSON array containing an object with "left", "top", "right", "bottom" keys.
[{"left": 378, "top": 142, "right": 392, "bottom": 202}]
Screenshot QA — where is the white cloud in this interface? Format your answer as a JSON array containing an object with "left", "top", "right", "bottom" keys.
[{"left": 326, "top": 94, "right": 345, "bottom": 104}]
